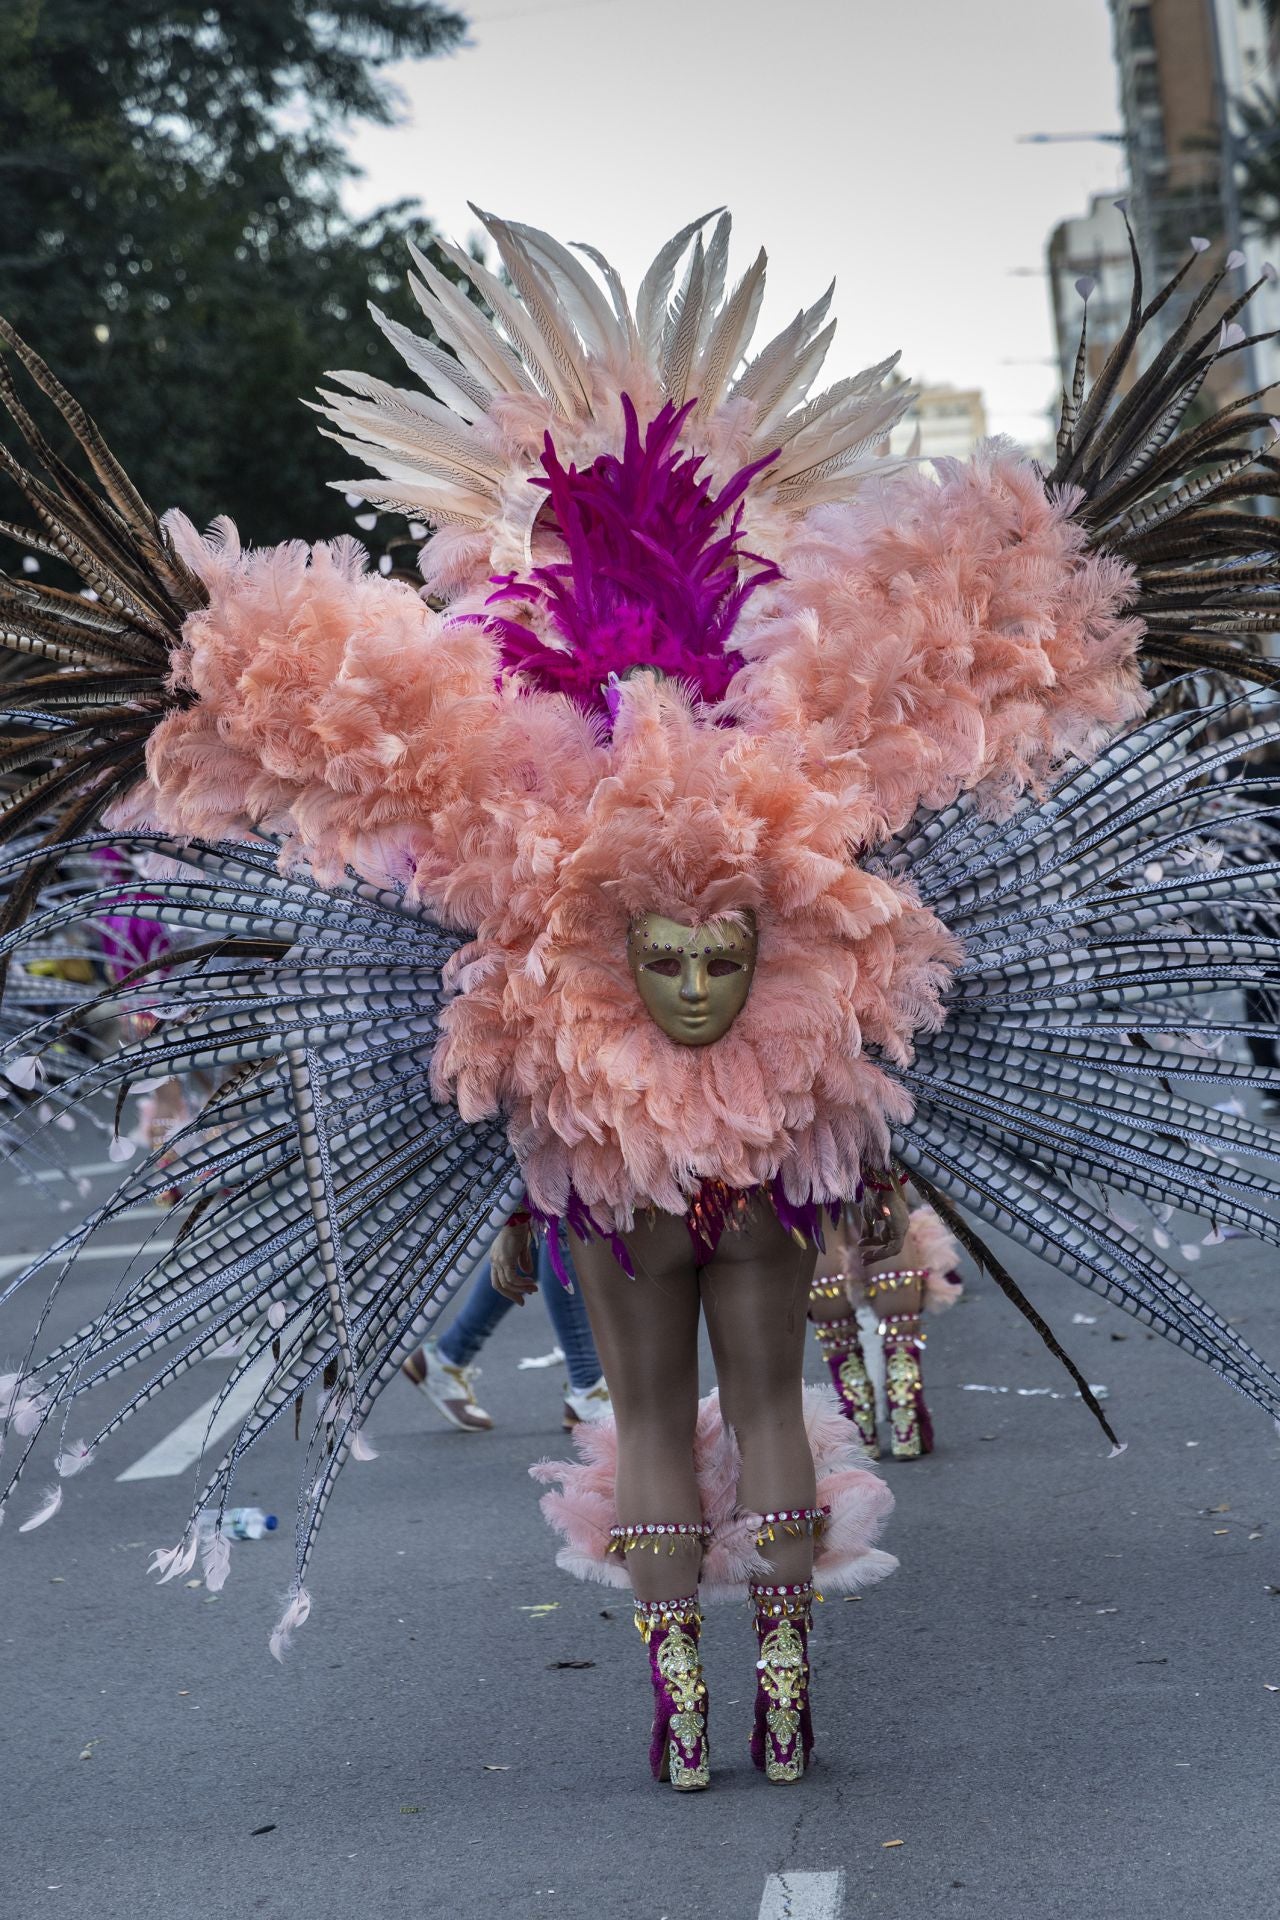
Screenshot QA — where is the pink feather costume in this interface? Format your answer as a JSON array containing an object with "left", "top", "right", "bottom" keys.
[
  {"left": 102, "top": 215, "right": 1143, "bottom": 1609},
  {"left": 113, "top": 308, "right": 1143, "bottom": 1239}
]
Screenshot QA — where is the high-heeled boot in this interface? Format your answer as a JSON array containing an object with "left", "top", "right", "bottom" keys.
[
  {"left": 749, "top": 1581, "right": 816, "bottom": 1783},
  {"left": 634, "top": 1593, "right": 710, "bottom": 1790},
  {"left": 811, "top": 1309, "right": 879, "bottom": 1457},
  {"left": 880, "top": 1309, "right": 933, "bottom": 1458}
]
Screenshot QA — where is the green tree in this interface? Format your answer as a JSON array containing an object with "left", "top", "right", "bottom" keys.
[{"left": 0, "top": 1, "right": 468, "bottom": 544}]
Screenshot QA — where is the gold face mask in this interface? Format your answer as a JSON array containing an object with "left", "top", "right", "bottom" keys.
[{"left": 627, "top": 911, "right": 757, "bottom": 1047}]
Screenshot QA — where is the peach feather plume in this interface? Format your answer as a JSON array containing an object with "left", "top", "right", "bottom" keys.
[
  {"left": 122, "top": 513, "right": 506, "bottom": 888},
  {"left": 727, "top": 442, "right": 1148, "bottom": 831}
]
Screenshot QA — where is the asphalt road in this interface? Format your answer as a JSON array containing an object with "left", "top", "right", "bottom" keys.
[{"left": 2, "top": 1141, "right": 1279, "bottom": 1920}]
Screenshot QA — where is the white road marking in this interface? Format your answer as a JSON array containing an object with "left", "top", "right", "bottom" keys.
[
  {"left": 0, "top": 1239, "right": 173, "bottom": 1279},
  {"left": 758, "top": 1872, "right": 846, "bottom": 1920},
  {"left": 116, "top": 1353, "right": 274, "bottom": 1481},
  {"left": 19, "top": 1159, "right": 119, "bottom": 1185}
]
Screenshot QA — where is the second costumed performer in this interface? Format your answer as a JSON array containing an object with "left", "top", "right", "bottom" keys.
[{"left": 4, "top": 209, "right": 1280, "bottom": 1798}]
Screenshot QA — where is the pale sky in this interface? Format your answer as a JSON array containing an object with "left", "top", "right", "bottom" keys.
[{"left": 343, "top": 0, "right": 1128, "bottom": 446}]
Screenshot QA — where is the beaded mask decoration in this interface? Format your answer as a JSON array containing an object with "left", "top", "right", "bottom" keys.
[{"left": 626, "top": 911, "right": 757, "bottom": 1046}]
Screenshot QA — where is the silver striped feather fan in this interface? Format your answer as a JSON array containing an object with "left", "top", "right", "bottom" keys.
[
  {"left": 878, "top": 694, "right": 1280, "bottom": 1429},
  {"left": 0, "top": 836, "right": 521, "bottom": 1655},
  {"left": 316, "top": 207, "right": 916, "bottom": 552}
]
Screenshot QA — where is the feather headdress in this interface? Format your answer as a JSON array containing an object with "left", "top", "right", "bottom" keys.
[{"left": 314, "top": 207, "right": 916, "bottom": 586}]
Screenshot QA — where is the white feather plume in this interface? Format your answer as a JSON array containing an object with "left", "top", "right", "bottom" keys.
[
  {"left": 18, "top": 1483, "right": 62, "bottom": 1531},
  {"left": 11, "top": 1387, "right": 50, "bottom": 1436},
  {"left": 636, "top": 209, "right": 721, "bottom": 361},
  {"left": 149, "top": 1532, "right": 200, "bottom": 1583},
  {"left": 200, "top": 1525, "right": 233, "bottom": 1593},
  {"left": 55, "top": 1439, "right": 96, "bottom": 1477},
  {"left": 321, "top": 208, "right": 913, "bottom": 546},
  {"left": 269, "top": 1586, "right": 313, "bottom": 1663}
]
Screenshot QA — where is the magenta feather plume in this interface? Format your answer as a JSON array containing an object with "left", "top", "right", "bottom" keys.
[{"left": 481, "top": 396, "right": 780, "bottom": 717}]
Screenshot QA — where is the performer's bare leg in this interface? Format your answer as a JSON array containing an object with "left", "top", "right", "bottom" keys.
[
  {"left": 699, "top": 1199, "right": 818, "bottom": 1585},
  {"left": 570, "top": 1213, "right": 704, "bottom": 1603},
  {"left": 699, "top": 1198, "right": 820, "bottom": 1782},
  {"left": 569, "top": 1213, "right": 711, "bottom": 1787}
]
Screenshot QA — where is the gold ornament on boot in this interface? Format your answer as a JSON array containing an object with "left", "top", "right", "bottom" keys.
[
  {"left": 758, "top": 1619, "right": 807, "bottom": 1782},
  {"left": 658, "top": 1625, "right": 710, "bottom": 1789}
]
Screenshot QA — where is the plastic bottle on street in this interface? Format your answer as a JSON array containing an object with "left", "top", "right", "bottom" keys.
[{"left": 223, "top": 1507, "right": 278, "bottom": 1541}]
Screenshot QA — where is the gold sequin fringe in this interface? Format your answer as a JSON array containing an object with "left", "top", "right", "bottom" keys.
[
  {"left": 633, "top": 1593, "right": 702, "bottom": 1641},
  {"left": 608, "top": 1521, "right": 711, "bottom": 1556},
  {"left": 753, "top": 1506, "right": 828, "bottom": 1550}
]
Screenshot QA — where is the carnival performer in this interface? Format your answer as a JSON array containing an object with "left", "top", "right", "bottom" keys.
[
  {"left": 3, "top": 209, "right": 1280, "bottom": 1801},
  {"left": 807, "top": 1199, "right": 964, "bottom": 1460}
]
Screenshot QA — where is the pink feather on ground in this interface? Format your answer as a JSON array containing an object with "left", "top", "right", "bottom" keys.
[{"left": 531, "top": 1384, "right": 897, "bottom": 1603}]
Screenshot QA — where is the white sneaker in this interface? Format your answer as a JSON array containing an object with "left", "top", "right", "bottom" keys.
[
  {"left": 562, "top": 1376, "right": 612, "bottom": 1428},
  {"left": 402, "top": 1342, "right": 494, "bottom": 1432}
]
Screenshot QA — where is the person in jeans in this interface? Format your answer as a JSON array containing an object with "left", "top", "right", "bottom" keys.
[{"left": 403, "top": 1228, "right": 608, "bottom": 1432}]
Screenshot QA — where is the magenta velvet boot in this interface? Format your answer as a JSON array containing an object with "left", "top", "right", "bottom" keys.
[
  {"left": 634, "top": 1593, "right": 710, "bottom": 1791},
  {"left": 811, "top": 1310, "right": 880, "bottom": 1458},
  {"left": 749, "top": 1581, "right": 816, "bottom": 1783}
]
